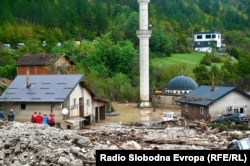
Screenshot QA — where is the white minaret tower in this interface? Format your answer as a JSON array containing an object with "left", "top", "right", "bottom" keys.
[{"left": 137, "top": 0, "right": 152, "bottom": 107}]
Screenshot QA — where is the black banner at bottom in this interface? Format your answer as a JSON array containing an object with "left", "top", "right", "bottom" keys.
[{"left": 96, "top": 150, "right": 249, "bottom": 166}]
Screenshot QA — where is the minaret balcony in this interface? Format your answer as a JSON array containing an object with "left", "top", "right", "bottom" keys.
[{"left": 136, "top": 30, "right": 152, "bottom": 36}]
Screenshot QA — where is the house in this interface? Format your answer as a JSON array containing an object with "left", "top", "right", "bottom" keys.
[
  {"left": 16, "top": 53, "right": 75, "bottom": 75},
  {"left": 0, "top": 74, "right": 108, "bottom": 128},
  {"left": 193, "top": 31, "right": 222, "bottom": 53},
  {"left": 176, "top": 85, "right": 250, "bottom": 121}
]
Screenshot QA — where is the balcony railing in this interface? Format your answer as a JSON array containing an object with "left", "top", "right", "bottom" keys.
[{"left": 136, "top": 30, "right": 152, "bottom": 36}]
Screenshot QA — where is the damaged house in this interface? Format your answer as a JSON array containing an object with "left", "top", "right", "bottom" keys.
[
  {"left": 16, "top": 53, "right": 75, "bottom": 75},
  {"left": 176, "top": 85, "right": 250, "bottom": 121},
  {"left": 0, "top": 74, "right": 108, "bottom": 128}
]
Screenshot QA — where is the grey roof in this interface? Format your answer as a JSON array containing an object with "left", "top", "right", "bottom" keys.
[
  {"left": 176, "top": 85, "right": 250, "bottom": 106},
  {"left": 0, "top": 74, "right": 84, "bottom": 103},
  {"left": 167, "top": 75, "right": 198, "bottom": 90},
  {"left": 194, "top": 31, "right": 221, "bottom": 35}
]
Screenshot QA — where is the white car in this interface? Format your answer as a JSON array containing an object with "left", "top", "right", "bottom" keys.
[{"left": 161, "top": 112, "right": 179, "bottom": 121}]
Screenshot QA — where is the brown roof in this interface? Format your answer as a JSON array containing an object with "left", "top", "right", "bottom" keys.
[{"left": 16, "top": 53, "right": 74, "bottom": 66}]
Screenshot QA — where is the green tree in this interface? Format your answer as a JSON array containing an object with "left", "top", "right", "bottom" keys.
[
  {"left": 124, "top": 12, "right": 139, "bottom": 46},
  {"left": 220, "top": 59, "right": 239, "bottom": 86},
  {"left": 193, "top": 64, "right": 210, "bottom": 85},
  {"left": 237, "top": 55, "right": 250, "bottom": 77},
  {"left": 150, "top": 63, "right": 191, "bottom": 90},
  {"left": 150, "top": 26, "right": 173, "bottom": 56},
  {"left": 111, "top": 73, "right": 137, "bottom": 102},
  {"left": 0, "top": 49, "right": 19, "bottom": 79}
]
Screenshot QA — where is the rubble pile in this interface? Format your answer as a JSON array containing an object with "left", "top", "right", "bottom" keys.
[
  {"left": 0, "top": 120, "right": 249, "bottom": 165},
  {"left": 0, "top": 122, "right": 97, "bottom": 166}
]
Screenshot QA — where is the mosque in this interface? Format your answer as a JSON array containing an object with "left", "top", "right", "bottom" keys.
[{"left": 152, "top": 75, "right": 198, "bottom": 108}]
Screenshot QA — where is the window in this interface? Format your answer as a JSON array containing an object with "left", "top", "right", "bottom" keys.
[
  {"left": 73, "top": 98, "right": 76, "bottom": 106},
  {"left": 212, "top": 34, "right": 216, "bottom": 38},
  {"left": 70, "top": 98, "right": 77, "bottom": 110},
  {"left": 184, "top": 104, "right": 188, "bottom": 112},
  {"left": 206, "top": 35, "right": 211, "bottom": 39},
  {"left": 196, "top": 35, "right": 202, "bottom": 39},
  {"left": 200, "top": 107, "right": 204, "bottom": 114},
  {"left": 87, "top": 99, "right": 90, "bottom": 107},
  {"left": 21, "top": 104, "right": 26, "bottom": 110}
]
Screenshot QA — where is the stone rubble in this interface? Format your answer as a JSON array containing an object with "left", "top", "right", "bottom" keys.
[{"left": 0, "top": 120, "right": 249, "bottom": 165}]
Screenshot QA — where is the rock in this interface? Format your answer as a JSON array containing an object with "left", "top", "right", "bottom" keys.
[
  {"left": 57, "top": 156, "right": 70, "bottom": 164},
  {"left": 14, "top": 142, "right": 21, "bottom": 154},
  {"left": 70, "top": 159, "right": 83, "bottom": 166},
  {"left": 70, "top": 146, "right": 80, "bottom": 154},
  {"left": 120, "top": 140, "right": 141, "bottom": 150},
  {"left": 207, "top": 127, "right": 220, "bottom": 134},
  {"left": 0, "top": 151, "right": 4, "bottom": 160},
  {"left": 76, "top": 138, "right": 90, "bottom": 148}
]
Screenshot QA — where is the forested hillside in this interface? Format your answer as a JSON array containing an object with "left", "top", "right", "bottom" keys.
[{"left": 0, "top": 0, "right": 250, "bottom": 101}]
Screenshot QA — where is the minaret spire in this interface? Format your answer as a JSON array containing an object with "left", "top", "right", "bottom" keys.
[{"left": 136, "top": 0, "right": 152, "bottom": 107}]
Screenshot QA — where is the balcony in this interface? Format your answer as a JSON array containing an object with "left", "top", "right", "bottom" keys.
[{"left": 136, "top": 30, "right": 152, "bottom": 36}]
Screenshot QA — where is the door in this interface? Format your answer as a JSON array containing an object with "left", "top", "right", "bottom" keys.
[{"left": 79, "top": 97, "right": 84, "bottom": 117}]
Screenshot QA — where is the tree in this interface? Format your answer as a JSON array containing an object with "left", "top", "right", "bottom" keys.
[
  {"left": 237, "top": 55, "right": 250, "bottom": 77},
  {"left": 193, "top": 64, "right": 210, "bottom": 85},
  {"left": 220, "top": 59, "right": 239, "bottom": 86},
  {"left": 123, "top": 11, "right": 139, "bottom": 46},
  {"left": 150, "top": 63, "right": 191, "bottom": 90},
  {"left": 150, "top": 26, "right": 173, "bottom": 56}
]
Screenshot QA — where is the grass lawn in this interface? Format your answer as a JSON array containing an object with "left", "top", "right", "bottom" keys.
[
  {"left": 151, "top": 52, "right": 233, "bottom": 70},
  {"left": 151, "top": 52, "right": 205, "bottom": 68}
]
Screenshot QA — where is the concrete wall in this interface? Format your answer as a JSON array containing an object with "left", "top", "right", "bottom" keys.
[
  {"left": 152, "top": 95, "right": 181, "bottom": 108},
  {"left": 209, "top": 91, "right": 249, "bottom": 118},
  {"left": 6, "top": 102, "right": 63, "bottom": 123}
]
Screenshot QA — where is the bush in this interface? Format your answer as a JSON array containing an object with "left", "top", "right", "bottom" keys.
[
  {"left": 200, "top": 53, "right": 222, "bottom": 66},
  {"left": 211, "top": 122, "right": 230, "bottom": 131},
  {"left": 211, "top": 122, "right": 249, "bottom": 131}
]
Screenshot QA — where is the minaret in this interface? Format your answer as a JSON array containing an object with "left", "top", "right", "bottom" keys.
[{"left": 136, "top": 0, "right": 152, "bottom": 107}]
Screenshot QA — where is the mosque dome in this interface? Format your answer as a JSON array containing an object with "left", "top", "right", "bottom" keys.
[{"left": 167, "top": 75, "right": 198, "bottom": 91}]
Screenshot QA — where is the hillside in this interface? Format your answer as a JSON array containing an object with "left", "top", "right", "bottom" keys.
[{"left": 0, "top": 0, "right": 250, "bottom": 101}]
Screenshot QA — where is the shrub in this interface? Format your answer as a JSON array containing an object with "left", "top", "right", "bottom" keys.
[{"left": 211, "top": 122, "right": 249, "bottom": 132}]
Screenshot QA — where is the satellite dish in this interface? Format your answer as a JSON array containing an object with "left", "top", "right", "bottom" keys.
[{"left": 62, "top": 108, "right": 69, "bottom": 115}]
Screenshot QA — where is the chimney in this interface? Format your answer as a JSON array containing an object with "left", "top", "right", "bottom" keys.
[
  {"left": 41, "top": 50, "right": 45, "bottom": 59},
  {"left": 26, "top": 68, "right": 31, "bottom": 88},
  {"left": 211, "top": 73, "right": 214, "bottom": 91}
]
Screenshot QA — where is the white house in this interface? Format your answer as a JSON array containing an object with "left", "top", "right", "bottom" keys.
[
  {"left": 0, "top": 74, "right": 108, "bottom": 128},
  {"left": 193, "top": 31, "right": 222, "bottom": 53}
]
